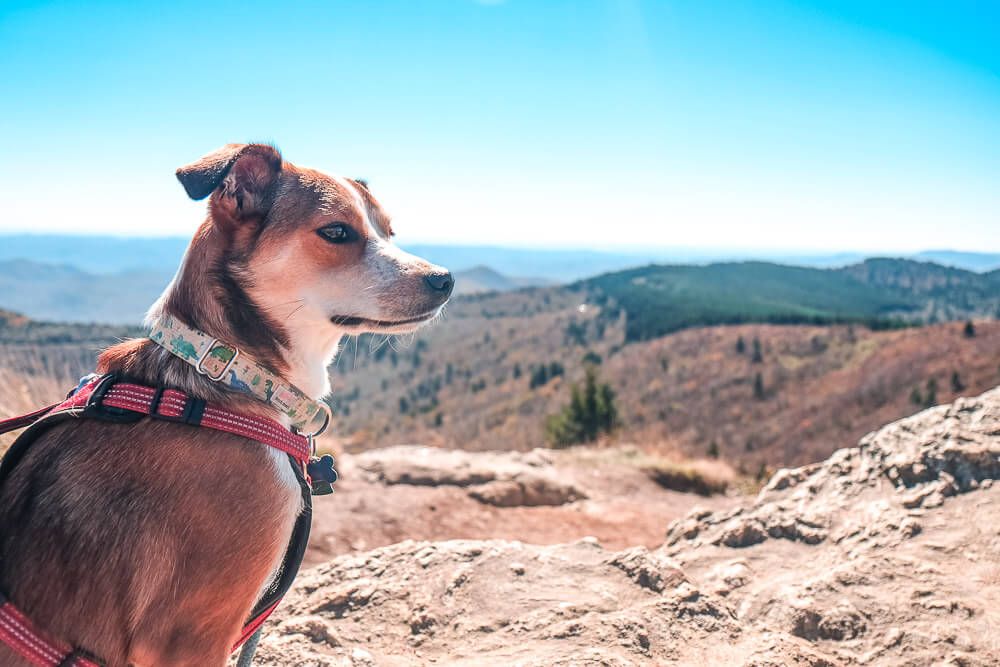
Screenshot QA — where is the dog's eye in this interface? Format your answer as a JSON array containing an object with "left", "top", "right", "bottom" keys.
[{"left": 317, "top": 223, "right": 356, "bottom": 244}]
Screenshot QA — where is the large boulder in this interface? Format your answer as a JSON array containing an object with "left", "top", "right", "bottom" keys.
[{"left": 353, "top": 446, "right": 587, "bottom": 507}]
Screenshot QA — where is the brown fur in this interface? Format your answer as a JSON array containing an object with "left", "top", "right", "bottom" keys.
[{"left": 0, "top": 144, "right": 451, "bottom": 666}]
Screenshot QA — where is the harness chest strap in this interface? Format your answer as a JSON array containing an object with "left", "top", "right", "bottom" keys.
[
  {"left": 0, "top": 594, "right": 99, "bottom": 667},
  {"left": 91, "top": 381, "right": 312, "bottom": 465}
]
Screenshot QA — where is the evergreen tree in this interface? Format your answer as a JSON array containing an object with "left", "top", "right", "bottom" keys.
[
  {"left": 545, "top": 367, "right": 620, "bottom": 447},
  {"left": 964, "top": 320, "right": 976, "bottom": 338},
  {"left": 924, "top": 377, "right": 938, "bottom": 407},
  {"left": 751, "top": 337, "right": 763, "bottom": 363},
  {"left": 735, "top": 336, "right": 746, "bottom": 354},
  {"left": 753, "top": 372, "right": 765, "bottom": 400},
  {"left": 596, "top": 382, "right": 618, "bottom": 432},
  {"left": 707, "top": 441, "right": 720, "bottom": 459},
  {"left": 951, "top": 371, "right": 965, "bottom": 393},
  {"left": 530, "top": 364, "right": 550, "bottom": 389}
]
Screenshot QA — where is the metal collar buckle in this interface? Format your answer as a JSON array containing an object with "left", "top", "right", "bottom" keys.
[
  {"left": 296, "top": 403, "right": 333, "bottom": 454},
  {"left": 196, "top": 339, "right": 240, "bottom": 382}
]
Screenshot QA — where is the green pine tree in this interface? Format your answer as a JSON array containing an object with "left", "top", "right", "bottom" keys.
[
  {"left": 545, "top": 367, "right": 620, "bottom": 447},
  {"left": 924, "top": 377, "right": 938, "bottom": 408},
  {"left": 753, "top": 372, "right": 765, "bottom": 400}
]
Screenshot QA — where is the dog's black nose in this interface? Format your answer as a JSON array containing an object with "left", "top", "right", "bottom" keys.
[{"left": 424, "top": 271, "right": 454, "bottom": 296}]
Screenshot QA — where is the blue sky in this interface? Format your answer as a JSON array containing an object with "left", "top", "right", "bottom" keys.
[{"left": 1, "top": 0, "right": 998, "bottom": 252}]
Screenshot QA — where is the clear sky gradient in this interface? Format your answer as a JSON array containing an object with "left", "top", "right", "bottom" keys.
[{"left": 1, "top": 0, "right": 998, "bottom": 252}]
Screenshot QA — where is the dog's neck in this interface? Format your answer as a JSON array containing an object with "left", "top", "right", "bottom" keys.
[{"left": 100, "top": 222, "right": 339, "bottom": 417}]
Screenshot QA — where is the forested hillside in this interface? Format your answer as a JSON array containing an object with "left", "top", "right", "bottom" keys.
[{"left": 2, "top": 259, "right": 998, "bottom": 469}]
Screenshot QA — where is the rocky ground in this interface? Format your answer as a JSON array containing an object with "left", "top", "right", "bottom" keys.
[
  {"left": 304, "top": 445, "right": 736, "bottom": 567},
  {"left": 250, "top": 387, "right": 1000, "bottom": 666}
]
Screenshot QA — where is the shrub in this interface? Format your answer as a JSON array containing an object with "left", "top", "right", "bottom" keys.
[{"left": 643, "top": 459, "right": 732, "bottom": 496}]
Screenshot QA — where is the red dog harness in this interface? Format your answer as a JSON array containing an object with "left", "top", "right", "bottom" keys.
[{"left": 0, "top": 374, "right": 319, "bottom": 666}]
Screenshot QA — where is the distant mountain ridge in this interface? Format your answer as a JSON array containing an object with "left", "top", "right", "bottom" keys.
[
  {"left": 0, "top": 259, "right": 172, "bottom": 324},
  {"left": 453, "top": 265, "right": 553, "bottom": 295},
  {"left": 2, "top": 234, "right": 999, "bottom": 280},
  {"left": 1, "top": 233, "right": 998, "bottom": 327},
  {"left": 0, "top": 259, "right": 548, "bottom": 323},
  {"left": 579, "top": 258, "right": 1000, "bottom": 342}
]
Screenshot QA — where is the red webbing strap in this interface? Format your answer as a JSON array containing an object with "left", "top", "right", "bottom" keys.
[
  {"left": 231, "top": 600, "right": 281, "bottom": 653},
  {"left": 0, "top": 381, "right": 311, "bottom": 465},
  {"left": 0, "top": 405, "right": 60, "bottom": 436},
  {"left": 0, "top": 598, "right": 99, "bottom": 667},
  {"left": 98, "top": 383, "right": 311, "bottom": 465}
]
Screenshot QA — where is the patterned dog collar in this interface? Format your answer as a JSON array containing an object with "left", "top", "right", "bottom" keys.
[{"left": 147, "top": 315, "right": 331, "bottom": 437}]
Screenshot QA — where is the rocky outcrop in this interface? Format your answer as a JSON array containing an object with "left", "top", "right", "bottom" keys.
[
  {"left": 253, "top": 388, "right": 1000, "bottom": 666},
  {"left": 665, "top": 389, "right": 1000, "bottom": 552},
  {"left": 251, "top": 539, "right": 753, "bottom": 666}
]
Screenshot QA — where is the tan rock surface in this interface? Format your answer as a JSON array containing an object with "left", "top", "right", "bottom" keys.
[
  {"left": 305, "top": 446, "right": 734, "bottom": 566},
  {"left": 252, "top": 388, "right": 1000, "bottom": 666}
]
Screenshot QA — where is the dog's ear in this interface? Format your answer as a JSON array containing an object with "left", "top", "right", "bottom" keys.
[{"left": 175, "top": 143, "right": 282, "bottom": 220}]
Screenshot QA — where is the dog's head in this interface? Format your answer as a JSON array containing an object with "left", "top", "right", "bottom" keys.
[{"left": 175, "top": 144, "right": 453, "bottom": 339}]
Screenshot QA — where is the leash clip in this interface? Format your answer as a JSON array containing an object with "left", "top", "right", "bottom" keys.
[
  {"left": 196, "top": 339, "right": 240, "bottom": 382},
  {"left": 297, "top": 402, "right": 333, "bottom": 447}
]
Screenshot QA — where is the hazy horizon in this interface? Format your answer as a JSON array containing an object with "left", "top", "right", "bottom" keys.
[{"left": 3, "top": 229, "right": 1000, "bottom": 259}]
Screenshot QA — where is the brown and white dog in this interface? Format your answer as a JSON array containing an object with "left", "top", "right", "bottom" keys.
[{"left": 0, "top": 144, "right": 453, "bottom": 666}]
